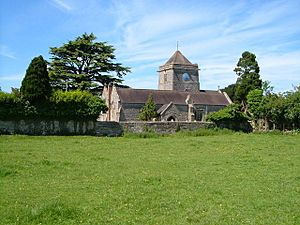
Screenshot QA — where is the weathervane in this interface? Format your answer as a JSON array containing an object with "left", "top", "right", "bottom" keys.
[{"left": 176, "top": 41, "right": 179, "bottom": 51}]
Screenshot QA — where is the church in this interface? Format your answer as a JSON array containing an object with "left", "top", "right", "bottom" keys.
[{"left": 100, "top": 50, "right": 232, "bottom": 122}]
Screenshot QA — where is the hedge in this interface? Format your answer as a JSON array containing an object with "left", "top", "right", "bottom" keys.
[{"left": 0, "top": 90, "right": 107, "bottom": 120}]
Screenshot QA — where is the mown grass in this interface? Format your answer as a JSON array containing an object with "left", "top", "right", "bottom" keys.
[{"left": 0, "top": 131, "right": 299, "bottom": 225}]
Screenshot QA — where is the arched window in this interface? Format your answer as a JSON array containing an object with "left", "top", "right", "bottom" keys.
[{"left": 182, "top": 73, "right": 190, "bottom": 81}]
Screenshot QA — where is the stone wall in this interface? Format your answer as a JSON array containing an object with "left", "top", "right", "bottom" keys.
[
  {"left": 0, "top": 120, "right": 123, "bottom": 136},
  {"left": 117, "top": 103, "right": 226, "bottom": 122},
  {"left": 158, "top": 63, "right": 200, "bottom": 92},
  {"left": 120, "top": 121, "right": 215, "bottom": 134},
  {"left": 160, "top": 104, "right": 188, "bottom": 121},
  {"left": 120, "top": 103, "right": 144, "bottom": 121},
  {"left": 0, "top": 120, "right": 218, "bottom": 136}
]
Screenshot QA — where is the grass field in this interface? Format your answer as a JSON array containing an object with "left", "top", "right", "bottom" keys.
[{"left": 0, "top": 131, "right": 299, "bottom": 225}]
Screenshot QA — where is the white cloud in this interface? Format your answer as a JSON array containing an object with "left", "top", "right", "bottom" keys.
[
  {"left": 0, "top": 45, "right": 16, "bottom": 59},
  {"left": 49, "top": 0, "right": 72, "bottom": 12},
  {"left": 1, "top": 0, "right": 299, "bottom": 93},
  {"left": 107, "top": 0, "right": 300, "bottom": 92}
]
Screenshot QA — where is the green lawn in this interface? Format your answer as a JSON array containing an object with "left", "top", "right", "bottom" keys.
[{"left": 0, "top": 132, "right": 299, "bottom": 225}]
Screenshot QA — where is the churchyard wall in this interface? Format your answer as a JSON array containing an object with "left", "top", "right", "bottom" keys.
[
  {"left": 0, "top": 120, "right": 216, "bottom": 135},
  {"left": 0, "top": 120, "right": 123, "bottom": 136},
  {"left": 120, "top": 121, "right": 215, "bottom": 134}
]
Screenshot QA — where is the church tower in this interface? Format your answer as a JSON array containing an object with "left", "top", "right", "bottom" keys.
[{"left": 158, "top": 50, "right": 200, "bottom": 92}]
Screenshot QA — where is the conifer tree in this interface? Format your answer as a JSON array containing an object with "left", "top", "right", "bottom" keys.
[
  {"left": 139, "top": 94, "right": 157, "bottom": 121},
  {"left": 234, "top": 51, "right": 262, "bottom": 109},
  {"left": 20, "top": 55, "right": 51, "bottom": 102},
  {"left": 49, "top": 33, "right": 130, "bottom": 93}
]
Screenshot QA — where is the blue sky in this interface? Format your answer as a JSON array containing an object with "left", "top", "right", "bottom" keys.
[{"left": 0, "top": 0, "right": 300, "bottom": 93}]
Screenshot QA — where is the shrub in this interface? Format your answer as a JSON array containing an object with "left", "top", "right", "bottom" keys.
[
  {"left": 0, "top": 90, "right": 107, "bottom": 121},
  {"left": 0, "top": 92, "right": 24, "bottom": 120},
  {"left": 207, "top": 104, "right": 247, "bottom": 122},
  {"left": 207, "top": 104, "right": 252, "bottom": 132},
  {"left": 48, "top": 90, "right": 107, "bottom": 120},
  {"left": 139, "top": 94, "right": 157, "bottom": 121}
]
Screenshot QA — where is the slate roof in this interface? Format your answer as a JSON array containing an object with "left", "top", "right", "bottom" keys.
[
  {"left": 164, "top": 50, "right": 193, "bottom": 65},
  {"left": 157, "top": 102, "right": 173, "bottom": 114},
  {"left": 116, "top": 88, "right": 230, "bottom": 106}
]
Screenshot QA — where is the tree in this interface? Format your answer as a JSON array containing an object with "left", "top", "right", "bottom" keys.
[
  {"left": 285, "top": 90, "right": 300, "bottom": 128},
  {"left": 247, "top": 89, "right": 263, "bottom": 121},
  {"left": 234, "top": 51, "right": 262, "bottom": 109},
  {"left": 221, "top": 83, "right": 237, "bottom": 102},
  {"left": 20, "top": 55, "right": 51, "bottom": 102},
  {"left": 262, "top": 93, "right": 287, "bottom": 130},
  {"left": 139, "top": 94, "right": 157, "bottom": 121},
  {"left": 49, "top": 33, "right": 130, "bottom": 93},
  {"left": 262, "top": 80, "right": 274, "bottom": 96}
]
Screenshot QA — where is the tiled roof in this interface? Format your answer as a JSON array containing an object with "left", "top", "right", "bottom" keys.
[
  {"left": 164, "top": 50, "right": 193, "bottom": 65},
  {"left": 116, "top": 88, "right": 230, "bottom": 106}
]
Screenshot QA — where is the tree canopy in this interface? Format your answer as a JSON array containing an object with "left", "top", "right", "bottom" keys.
[
  {"left": 234, "top": 51, "right": 262, "bottom": 109},
  {"left": 49, "top": 33, "right": 130, "bottom": 93},
  {"left": 20, "top": 55, "right": 51, "bottom": 102}
]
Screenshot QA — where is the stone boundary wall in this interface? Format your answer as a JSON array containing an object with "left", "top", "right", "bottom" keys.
[
  {"left": 0, "top": 120, "right": 123, "bottom": 136},
  {"left": 120, "top": 121, "right": 215, "bottom": 134},
  {"left": 0, "top": 120, "right": 216, "bottom": 136}
]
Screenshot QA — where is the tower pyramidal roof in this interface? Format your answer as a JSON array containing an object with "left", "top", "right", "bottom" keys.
[{"left": 164, "top": 50, "right": 193, "bottom": 65}]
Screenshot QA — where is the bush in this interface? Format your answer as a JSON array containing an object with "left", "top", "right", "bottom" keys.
[
  {"left": 0, "top": 90, "right": 107, "bottom": 121},
  {"left": 0, "top": 92, "right": 24, "bottom": 119},
  {"left": 139, "top": 94, "right": 157, "bottom": 121},
  {"left": 48, "top": 90, "right": 107, "bottom": 120},
  {"left": 207, "top": 104, "right": 252, "bottom": 132}
]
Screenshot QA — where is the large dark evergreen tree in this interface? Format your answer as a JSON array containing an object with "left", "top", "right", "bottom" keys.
[
  {"left": 234, "top": 51, "right": 262, "bottom": 109},
  {"left": 20, "top": 55, "right": 51, "bottom": 102},
  {"left": 49, "top": 33, "right": 130, "bottom": 93}
]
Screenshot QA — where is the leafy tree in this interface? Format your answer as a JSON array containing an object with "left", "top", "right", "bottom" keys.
[
  {"left": 247, "top": 89, "right": 263, "bottom": 121},
  {"left": 20, "top": 55, "right": 51, "bottom": 102},
  {"left": 285, "top": 90, "right": 300, "bottom": 128},
  {"left": 49, "top": 33, "right": 130, "bottom": 93},
  {"left": 139, "top": 94, "right": 157, "bottom": 121},
  {"left": 234, "top": 51, "right": 262, "bottom": 109},
  {"left": 262, "top": 80, "right": 274, "bottom": 96},
  {"left": 262, "top": 93, "right": 287, "bottom": 130}
]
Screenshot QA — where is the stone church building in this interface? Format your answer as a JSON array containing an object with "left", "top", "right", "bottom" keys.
[{"left": 100, "top": 50, "right": 232, "bottom": 122}]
